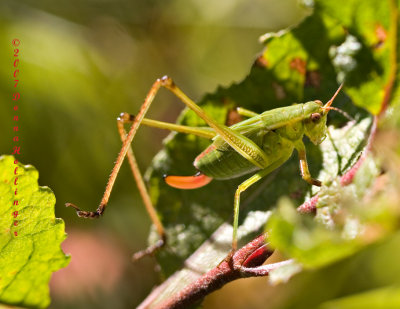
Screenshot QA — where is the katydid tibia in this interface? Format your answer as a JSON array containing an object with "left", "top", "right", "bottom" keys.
[{"left": 66, "top": 76, "right": 343, "bottom": 260}]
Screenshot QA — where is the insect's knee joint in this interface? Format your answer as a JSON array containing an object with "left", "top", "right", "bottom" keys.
[
  {"left": 161, "top": 233, "right": 167, "bottom": 244},
  {"left": 159, "top": 75, "right": 174, "bottom": 88},
  {"left": 303, "top": 175, "right": 322, "bottom": 187},
  {"left": 117, "top": 112, "right": 135, "bottom": 123},
  {"left": 312, "top": 179, "right": 322, "bottom": 186}
]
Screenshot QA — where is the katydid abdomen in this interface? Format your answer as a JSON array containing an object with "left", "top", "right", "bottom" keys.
[
  {"left": 190, "top": 102, "right": 320, "bottom": 180},
  {"left": 193, "top": 129, "right": 295, "bottom": 180}
]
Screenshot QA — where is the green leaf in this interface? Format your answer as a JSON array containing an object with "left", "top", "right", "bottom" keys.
[
  {"left": 0, "top": 155, "right": 70, "bottom": 308},
  {"left": 316, "top": 0, "right": 394, "bottom": 115},
  {"left": 319, "top": 286, "right": 400, "bottom": 309}
]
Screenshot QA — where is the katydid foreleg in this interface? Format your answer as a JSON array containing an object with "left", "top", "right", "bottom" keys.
[{"left": 294, "top": 140, "right": 322, "bottom": 186}]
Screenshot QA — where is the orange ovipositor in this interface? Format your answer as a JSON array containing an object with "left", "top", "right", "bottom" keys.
[{"left": 164, "top": 173, "right": 213, "bottom": 189}]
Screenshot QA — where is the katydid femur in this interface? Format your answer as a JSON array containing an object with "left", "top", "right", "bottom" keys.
[{"left": 66, "top": 76, "right": 343, "bottom": 260}]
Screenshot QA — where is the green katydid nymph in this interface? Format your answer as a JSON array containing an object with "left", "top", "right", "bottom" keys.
[{"left": 66, "top": 76, "right": 343, "bottom": 260}]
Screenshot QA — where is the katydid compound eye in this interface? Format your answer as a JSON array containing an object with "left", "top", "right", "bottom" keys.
[
  {"left": 315, "top": 100, "right": 323, "bottom": 106},
  {"left": 310, "top": 113, "right": 321, "bottom": 122}
]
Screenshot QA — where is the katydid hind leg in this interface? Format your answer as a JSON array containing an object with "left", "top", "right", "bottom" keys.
[
  {"left": 65, "top": 76, "right": 271, "bottom": 260},
  {"left": 65, "top": 77, "right": 219, "bottom": 260},
  {"left": 115, "top": 110, "right": 217, "bottom": 259},
  {"left": 65, "top": 76, "right": 213, "bottom": 219},
  {"left": 66, "top": 78, "right": 166, "bottom": 219},
  {"left": 67, "top": 110, "right": 167, "bottom": 260},
  {"left": 117, "top": 114, "right": 167, "bottom": 260}
]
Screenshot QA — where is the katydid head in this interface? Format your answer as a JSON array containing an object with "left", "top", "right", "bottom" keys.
[
  {"left": 303, "top": 84, "right": 343, "bottom": 145},
  {"left": 303, "top": 100, "right": 328, "bottom": 145}
]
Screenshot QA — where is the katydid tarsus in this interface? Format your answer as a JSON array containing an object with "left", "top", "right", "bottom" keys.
[{"left": 66, "top": 76, "right": 343, "bottom": 260}]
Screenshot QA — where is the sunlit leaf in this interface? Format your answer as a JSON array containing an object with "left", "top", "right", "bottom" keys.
[
  {"left": 319, "top": 286, "right": 400, "bottom": 309},
  {"left": 0, "top": 156, "right": 70, "bottom": 308}
]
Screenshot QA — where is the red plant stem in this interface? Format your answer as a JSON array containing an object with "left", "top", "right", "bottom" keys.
[
  {"left": 297, "top": 195, "right": 319, "bottom": 214},
  {"left": 154, "top": 234, "right": 274, "bottom": 309},
  {"left": 240, "top": 259, "right": 294, "bottom": 277}
]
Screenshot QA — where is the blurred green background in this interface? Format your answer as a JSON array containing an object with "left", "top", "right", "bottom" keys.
[{"left": 0, "top": 0, "right": 307, "bottom": 308}]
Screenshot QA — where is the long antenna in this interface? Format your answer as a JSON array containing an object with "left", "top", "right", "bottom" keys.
[
  {"left": 324, "top": 106, "right": 355, "bottom": 122},
  {"left": 323, "top": 83, "right": 344, "bottom": 110}
]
